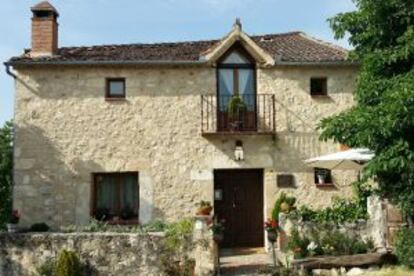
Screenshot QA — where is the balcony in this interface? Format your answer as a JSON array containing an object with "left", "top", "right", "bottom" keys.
[{"left": 201, "top": 94, "right": 276, "bottom": 136}]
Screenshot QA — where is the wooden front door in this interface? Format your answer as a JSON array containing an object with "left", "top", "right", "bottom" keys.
[{"left": 214, "top": 169, "right": 264, "bottom": 248}]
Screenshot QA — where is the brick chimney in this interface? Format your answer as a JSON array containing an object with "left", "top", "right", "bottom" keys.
[{"left": 30, "top": 1, "right": 59, "bottom": 57}]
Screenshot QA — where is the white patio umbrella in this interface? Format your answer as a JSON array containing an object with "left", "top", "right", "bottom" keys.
[{"left": 304, "top": 148, "right": 375, "bottom": 170}]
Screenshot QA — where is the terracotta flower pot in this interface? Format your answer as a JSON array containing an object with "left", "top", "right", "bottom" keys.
[
  {"left": 280, "top": 202, "right": 290, "bottom": 213},
  {"left": 196, "top": 206, "right": 213, "bottom": 216}
]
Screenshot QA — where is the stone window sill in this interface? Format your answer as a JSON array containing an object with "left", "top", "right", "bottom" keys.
[
  {"left": 311, "top": 94, "right": 330, "bottom": 98},
  {"left": 105, "top": 97, "right": 126, "bottom": 102},
  {"left": 315, "top": 183, "right": 334, "bottom": 187},
  {"left": 102, "top": 219, "right": 139, "bottom": 225}
]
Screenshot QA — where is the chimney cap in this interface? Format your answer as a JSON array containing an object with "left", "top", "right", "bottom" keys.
[{"left": 31, "top": 1, "right": 59, "bottom": 17}]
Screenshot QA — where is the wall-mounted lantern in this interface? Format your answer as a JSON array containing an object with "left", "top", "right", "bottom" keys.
[{"left": 234, "top": 140, "right": 244, "bottom": 161}]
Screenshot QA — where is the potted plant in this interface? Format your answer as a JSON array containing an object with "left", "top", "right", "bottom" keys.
[
  {"left": 281, "top": 196, "right": 296, "bottom": 213},
  {"left": 264, "top": 218, "right": 279, "bottom": 243},
  {"left": 7, "top": 210, "right": 20, "bottom": 233},
  {"left": 209, "top": 220, "right": 225, "bottom": 243},
  {"left": 227, "top": 95, "right": 247, "bottom": 131},
  {"left": 264, "top": 218, "right": 280, "bottom": 268},
  {"left": 195, "top": 201, "right": 213, "bottom": 216}
]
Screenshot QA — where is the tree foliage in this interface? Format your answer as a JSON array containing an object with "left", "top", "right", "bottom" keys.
[
  {"left": 0, "top": 121, "right": 13, "bottom": 229},
  {"left": 320, "top": 0, "right": 414, "bottom": 218}
]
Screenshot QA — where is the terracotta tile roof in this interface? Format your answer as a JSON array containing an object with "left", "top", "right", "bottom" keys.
[{"left": 9, "top": 32, "right": 350, "bottom": 65}]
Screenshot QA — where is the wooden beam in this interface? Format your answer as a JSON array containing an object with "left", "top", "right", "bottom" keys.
[{"left": 292, "top": 253, "right": 397, "bottom": 270}]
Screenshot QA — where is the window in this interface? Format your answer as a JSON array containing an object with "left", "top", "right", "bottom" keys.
[
  {"left": 314, "top": 168, "right": 332, "bottom": 185},
  {"left": 106, "top": 78, "right": 125, "bottom": 99},
  {"left": 217, "top": 46, "right": 256, "bottom": 110},
  {"left": 92, "top": 172, "right": 139, "bottom": 223},
  {"left": 310, "top": 77, "right": 327, "bottom": 96},
  {"left": 216, "top": 44, "right": 257, "bottom": 131}
]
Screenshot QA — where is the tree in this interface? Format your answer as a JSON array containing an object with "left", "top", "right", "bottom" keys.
[
  {"left": 319, "top": 0, "right": 414, "bottom": 222},
  {"left": 0, "top": 121, "right": 13, "bottom": 229}
]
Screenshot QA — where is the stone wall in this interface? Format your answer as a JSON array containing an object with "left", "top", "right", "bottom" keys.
[
  {"left": 277, "top": 196, "right": 395, "bottom": 255},
  {"left": 0, "top": 232, "right": 164, "bottom": 276},
  {"left": 0, "top": 219, "right": 216, "bottom": 276},
  {"left": 0, "top": 216, "right": 216, "bottom": 276},
  {"left": 12, "top": 64, "right": 358, "bottom": 229}
]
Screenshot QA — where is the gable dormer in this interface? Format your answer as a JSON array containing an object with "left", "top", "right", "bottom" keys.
[{"left": 201, "top": 19, "right": 275, "bottom": 67}]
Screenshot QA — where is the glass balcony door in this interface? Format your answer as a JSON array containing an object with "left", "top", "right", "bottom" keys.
[{"left": 217, "top": 46, "right": 257, "bottom": 131}]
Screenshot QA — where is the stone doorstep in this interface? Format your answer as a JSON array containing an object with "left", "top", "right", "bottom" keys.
[{"left": 219, "top": 247, "right": 272, "bottom": 275}]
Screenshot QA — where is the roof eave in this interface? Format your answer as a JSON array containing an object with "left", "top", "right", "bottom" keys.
[
  {"left": 275, "top": 61, "right": 359, "bottom": 66},
  {"left": 5, "top": 59, "right": 360, "bottom": 67},
  {"left": 6, "top": 60, "right": 208, "bottom": 67}
]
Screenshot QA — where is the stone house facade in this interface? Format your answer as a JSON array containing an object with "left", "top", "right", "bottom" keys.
[{"left": 7, "top": 1, "right": 359, "bottom": 248}]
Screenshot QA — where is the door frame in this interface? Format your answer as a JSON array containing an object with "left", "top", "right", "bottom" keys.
[{"left": 213, "top": 168, "right": 265, "bottom": 248}]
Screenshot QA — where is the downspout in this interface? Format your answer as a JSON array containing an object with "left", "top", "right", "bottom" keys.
[{"left": 4, "top": 62, "right": 17, "bottom": 79}]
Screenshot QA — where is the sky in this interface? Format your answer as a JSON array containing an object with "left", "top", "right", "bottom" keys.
[{"left": 0, "top": 0, "right": 355, "bottom": 126}]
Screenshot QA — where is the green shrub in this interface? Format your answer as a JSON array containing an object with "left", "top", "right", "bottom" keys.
[
  {"left": 36, "top": 258, "right": 55, "bottom": 276},
  {"left": 0, "top": 121, "right": 13, "bottom": 231},
  {"left": 395, "top": 228, "right": 414, "bottom": 268},
  {"left": 160, "top": 218, "right": 196, "bottom": 275},
  {"left": 288, "top": 227, "right": 374, "bottom": 259},
  {"left": 30, "top": 223, "right": 50, "bottom": 232},
  {"left": 55, "top": 250, "right": 82, "bottom": 276},
  {"left": 287, "top": 228, "right": 310, "bottom": 259},
  {"left": 142, "top": 219, "right": 168, "bottom": 232},
  {"left": 271, "top": 193, "right": 296, "bottom": 221},
  {"left": 289, "top": 181, "right": 372, "bottom": 224},
  {"left": 290, "top": 197, "right": 368, "bottom": 224},
  {"left": 164, "top": 218, "right": 194, "bottom": 251}
]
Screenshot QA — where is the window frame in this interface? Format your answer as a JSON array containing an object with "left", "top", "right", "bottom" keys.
[
  {"left": 314, "top": 167, "right": 333, "bottom": 186},
  {"left": 310, "top": 77, "right": 328, "bottom": 97},
  {"left": 217, "top": 44, "right": 256, "bottom": 96},
  {"left": 91, "top": 171, "right": 139, "bottom": 225},
  {"left": 215, "top": 43, "right": 258, "bottom": 132},
  {"left": 105, "top": 78, "right": 126, "bottom": 100}
]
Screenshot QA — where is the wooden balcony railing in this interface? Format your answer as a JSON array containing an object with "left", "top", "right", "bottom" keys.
[{"left": 201, "top": 94, "right": 276, "bottom": 135}]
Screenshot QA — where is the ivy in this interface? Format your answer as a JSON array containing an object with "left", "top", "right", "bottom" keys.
[{"left": 290, "top": 181, "right": 371, "bottom": 224}]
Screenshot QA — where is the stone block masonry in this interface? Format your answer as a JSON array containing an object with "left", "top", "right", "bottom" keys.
[
  {"left": 13, "top": 65, "right": 358, "bottom": 229},
  {"left": 0, "top": 233, "right": 164, "bottom": 275},
  {"left": 0, "top": 217, "right": 217, "bottom": 275}
]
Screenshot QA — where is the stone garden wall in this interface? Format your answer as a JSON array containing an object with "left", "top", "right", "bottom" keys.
[
  {"left": 0, "top": 216, "right": 216, "bottom": 276},
  {"left": 0, "top": 232, "right": 165, "bottom": 276},
  {"left": 278, "top": 196, "right": 403, "bottom": 254}
]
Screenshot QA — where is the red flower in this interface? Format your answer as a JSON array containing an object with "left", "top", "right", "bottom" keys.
[{"left": 264, "top": 218, "right": 279, "bottom": 232}]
